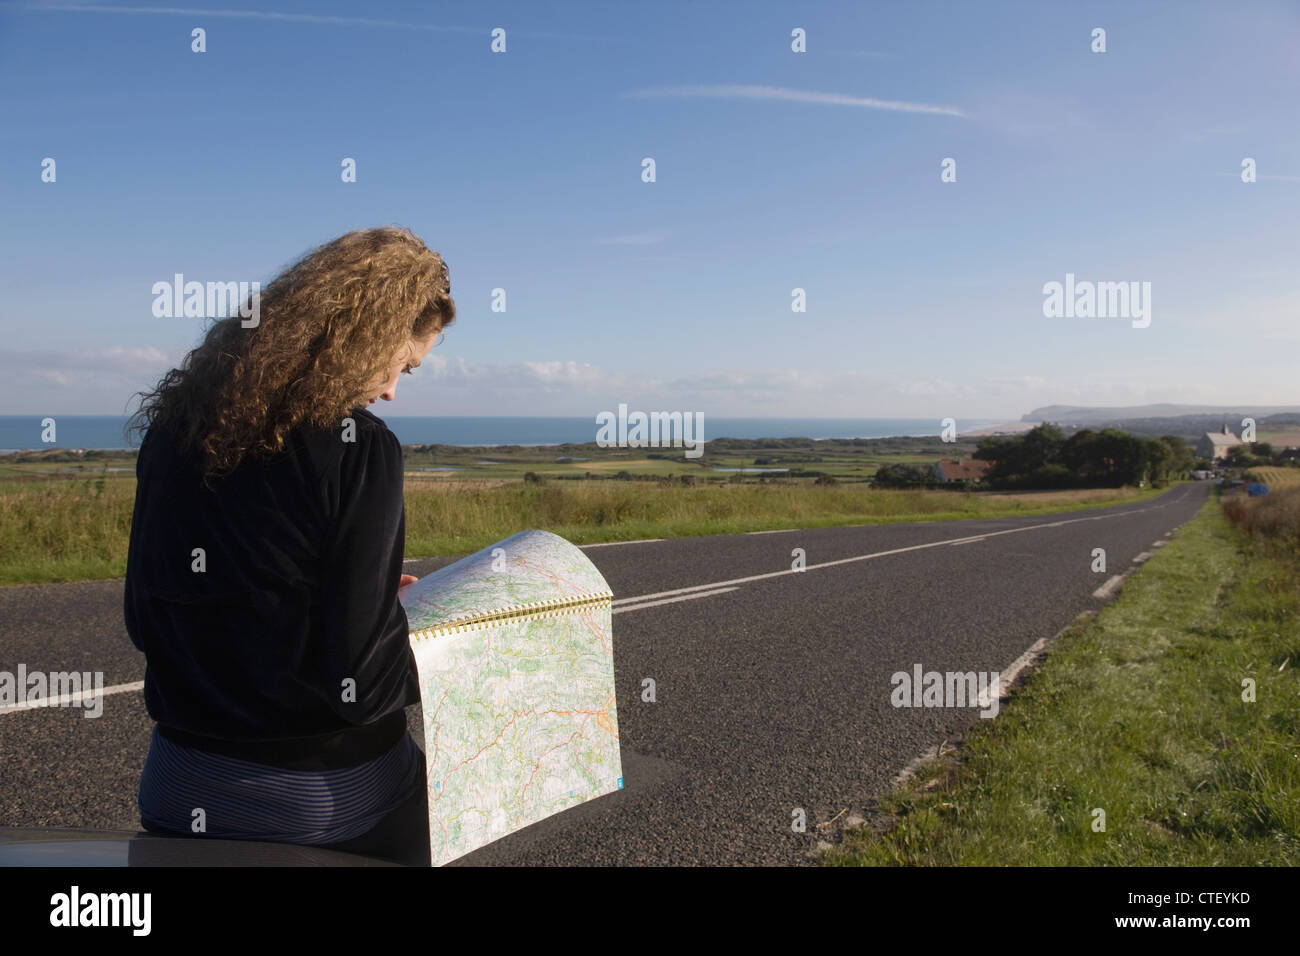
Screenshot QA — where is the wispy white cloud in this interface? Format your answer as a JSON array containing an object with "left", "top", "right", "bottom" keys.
[
  {"left": 624, "top": 84, "right": 966, "bottom": 118},
  {"left": 23, "top": 2, "right": 475, "bottom": 31},
  {"left": 0, "top": 344, "right": 187, "bottom": 414},
  {"left": 4, "top": 346, "right": 1290, "bottom": 419},
  {"left": 19, "top": 3, "right": 598, "bottom": 40},
  {"left": 401, "top": 358, "right": 1168, "bottom": 417},
  {"left": 0, "top": 345, "right": 177, "bottom": 374}
]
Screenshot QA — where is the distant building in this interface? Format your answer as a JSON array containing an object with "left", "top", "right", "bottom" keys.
[
  {"left": 1196, "top": 425, "right": 1240, "bottom": 461},
  {"left": 935, "top": 459, "right": 993, "bottom": 483}
]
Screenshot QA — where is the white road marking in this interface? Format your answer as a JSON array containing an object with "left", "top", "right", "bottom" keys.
[
  {"left": 613, "top": 503, "right": 1155, "bottom": 607},
  {"left": 580, "top": 539, "right": 664, "bottom": 548},
  {"left": 0, "top": 680, "right": 143, "bottom": 714},
  {"left": 746, "top": 529, "right": 797, "bottom": 535},
  {"left": 1132, "top": 551, "right": 1153, "bottom": 563},
  {"left": 612, "top": 587, "right": 741, "bottom": 614},
  {"left": 401, "top": 538, "right": 666, "bottom": 563},
  {"left": 1092, "top": 575, "right": 1124, "bottom": 599}
]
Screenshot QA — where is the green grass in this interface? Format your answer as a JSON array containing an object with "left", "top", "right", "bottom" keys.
[
  {"left": 0, "top": 477, "right": 139, "bottom": 585},
  {"left": 401, "top": 481, "right": 1173, "bottom": 561},
  {"left": 398, "top": 448, "right": 962, "bottom": 482},
  {"left": 821, "top": 496, "right": 1300, "bottom": 866},
  {"left": 0, "top": 474, "right": 1174, "bottom": 587}
]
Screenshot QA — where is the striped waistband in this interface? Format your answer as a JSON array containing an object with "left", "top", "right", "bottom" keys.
[{"left": 139, "top": 724, "right": 425, "bottom": 846}]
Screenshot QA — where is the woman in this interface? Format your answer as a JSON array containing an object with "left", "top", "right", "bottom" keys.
[{"left": 123, "top": 226, "right": 455, "bottom": 866}]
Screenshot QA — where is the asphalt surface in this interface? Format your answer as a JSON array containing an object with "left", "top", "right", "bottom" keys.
[{"left": 0, "top": 482, "right": 1211, "bottom": 864}]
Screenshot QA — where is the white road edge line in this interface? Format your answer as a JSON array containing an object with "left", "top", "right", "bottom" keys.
[
  {"left": 1092, "top": 575, "right": 1124, "bottom": 599},
  {"left": 979, "top": 630, "right": 1055, "bottom": 711},
  {"left": 887, "top": 610, "right": 1096, "bottom": 792}
]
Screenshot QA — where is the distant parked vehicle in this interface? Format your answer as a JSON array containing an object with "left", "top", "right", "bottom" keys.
[{"left": 1247, "top": 483, "right": 1270, "bottom": 497}]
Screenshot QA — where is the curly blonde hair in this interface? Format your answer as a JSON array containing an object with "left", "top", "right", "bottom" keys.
[{"left": 127, "top": 226, "right": 455, "bottom": 485}]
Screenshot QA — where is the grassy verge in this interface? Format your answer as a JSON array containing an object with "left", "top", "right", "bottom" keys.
[
  {"left": 821, "top": 493, "right": 1300, "bottom": 865},
  {"left": 0, "top": 477, "right": 1175, "bottom": 587}
]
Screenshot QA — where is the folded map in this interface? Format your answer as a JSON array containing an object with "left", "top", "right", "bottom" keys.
[{"left": 398, "top": 529, "right": 623, "bottom": 865}]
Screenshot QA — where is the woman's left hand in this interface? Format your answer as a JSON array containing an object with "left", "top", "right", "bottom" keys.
[{"left": 398, "top": 574, "right": 418, "bottom": 588}]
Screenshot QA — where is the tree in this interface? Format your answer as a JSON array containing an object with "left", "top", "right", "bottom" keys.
[
  {"left": 977, "top": 423, "right": 1066, "bottom": 486},
  {"left": 1022, "top": 423, "right": 1066, "bottom": 467},
  {"left": 1098, "top": 430, "right": 1150, "bottom": 485},
  {"left": 1062, "top": 429, "right": 1099, "bottom": 475},
  {"left": 1155, "top": 435, "right": 1194, "bottom": 479},
  {"left": 873, "top": 463, "right": 936, "bottom": 488}
]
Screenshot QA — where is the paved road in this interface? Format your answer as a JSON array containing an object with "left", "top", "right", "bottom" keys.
[{"left": 0, "top": 482, "right": 1211, "bottom": 864}]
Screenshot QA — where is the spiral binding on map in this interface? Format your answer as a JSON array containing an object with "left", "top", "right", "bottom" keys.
[{"left": 408, "top": 589, "right": 614, "bottom": 642}]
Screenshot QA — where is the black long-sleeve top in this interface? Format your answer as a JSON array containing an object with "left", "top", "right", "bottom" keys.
[{"left": 123, "top": 406, "right": 419, "bottom": 771}]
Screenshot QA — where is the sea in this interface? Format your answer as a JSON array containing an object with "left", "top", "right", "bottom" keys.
[{"left": 0, "top": 415, "right": 1009, "bottom": 453}]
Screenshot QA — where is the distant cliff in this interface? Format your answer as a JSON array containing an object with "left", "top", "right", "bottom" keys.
[{"left": 1022, "top": 404, "right": 1300, "bottom": 425}]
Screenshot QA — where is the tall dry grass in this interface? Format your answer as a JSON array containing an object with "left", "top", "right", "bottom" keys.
[
  {"left": 0, "top": 477, "right": 136, "bottom": 584},
  {"left": 1221, "top": 485, "right": 1300, "bottom": 568}
]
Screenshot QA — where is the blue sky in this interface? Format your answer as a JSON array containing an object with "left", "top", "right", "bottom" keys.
[{"left": 1, "top": 0, "right": 1297, "bottom": 419}]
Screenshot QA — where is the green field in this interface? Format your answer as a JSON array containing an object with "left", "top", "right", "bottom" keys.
[
  {"left": 0, "top": 435, "right": 972, "bottom": 485},
  {"left": 396, "top": 437, "right": 965, "bottom": 483}
]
